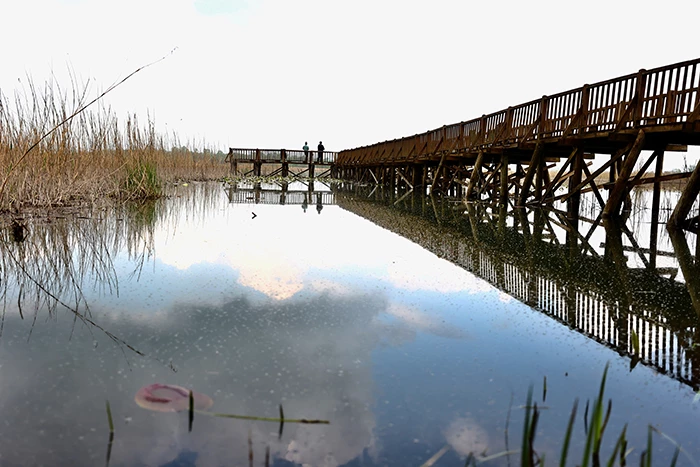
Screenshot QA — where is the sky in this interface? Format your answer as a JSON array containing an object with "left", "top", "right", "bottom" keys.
[{"left": 2, "top": 0, "right": 700, "bottom": 162}]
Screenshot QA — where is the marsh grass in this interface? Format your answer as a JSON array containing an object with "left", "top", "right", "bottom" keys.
[
  {"left": 0, "top": 73, "right": 227, "bottom": 211},
  {"left": 503, "top": 365, "right": 693, "bottom": 467}
]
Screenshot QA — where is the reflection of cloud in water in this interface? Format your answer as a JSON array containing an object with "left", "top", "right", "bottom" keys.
[
  {"left": 386, "top": 257, "right": 492, "bottom": 295},
  {"left": 154, "top": 204, "right": 497, "bottom": 301},
  {"left": 0, "top": 290, "right": 384, "bottom": 466},
  {"left": 308, "top": 279, "right": 354, "bottom": 296},
  {"left": 498, "top": 292, "right": 514, "bottom": 304},
  {"left": 444, "top": 417, "right": 490, "bottom": 458},
  {"left": 386, "top": 302, "right": 469, "bottom": 339},
  {"left": 237, "top": 260, "right": 304, "bottom": 300}
]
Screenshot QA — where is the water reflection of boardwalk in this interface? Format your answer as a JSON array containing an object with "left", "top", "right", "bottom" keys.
[
  {"left": 225, "top": 184, "right": 336, "bottom": 207},
  {"left": 336, "top": 187, "right": 700, "bottom": 389}
]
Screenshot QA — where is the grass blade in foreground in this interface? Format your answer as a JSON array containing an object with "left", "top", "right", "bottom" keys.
[{"left": 105, "top": 400, "right": 114, "bottom": 467}]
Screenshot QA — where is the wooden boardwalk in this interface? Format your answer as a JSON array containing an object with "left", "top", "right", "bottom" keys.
[
  {"left": 226, "top": 148, "right": 338, "bottom": 179},
  {"left": 334, "top": 58, "right": 700, "bottom": 230}
]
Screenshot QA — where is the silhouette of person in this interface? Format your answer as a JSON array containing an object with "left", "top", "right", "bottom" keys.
[
  {"left": 317, "top": 141, "right": 325, "bottom": 163},
  {"left": 316, "top": 193, "right": 323, "bottom": 214},
  {"left": 303, "top": 142, "right": 309, "bottom": 162},
  {"left": 302, "top": 193, "right": 308, "bottom": 213}
]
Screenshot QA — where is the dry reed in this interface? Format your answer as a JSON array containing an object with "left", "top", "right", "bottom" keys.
[{"left": 0, "top": 73, "right": 228, "bottom": 211}]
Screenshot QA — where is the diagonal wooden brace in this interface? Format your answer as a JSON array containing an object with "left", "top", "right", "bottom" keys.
[{"left": 603, "top": 130, "right": 645, "bottom": 218}]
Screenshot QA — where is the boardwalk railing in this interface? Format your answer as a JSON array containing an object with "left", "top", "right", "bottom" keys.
[
  {"left": 227, "top": 148, "right": 338, "bottom": 164},
  {"left": 338, "top": 58, "right": 700, "bottom": 165}
]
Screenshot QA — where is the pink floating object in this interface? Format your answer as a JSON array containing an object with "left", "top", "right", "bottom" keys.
[{"left": 134, "top": 384, "right": 213, "bottom": 412}]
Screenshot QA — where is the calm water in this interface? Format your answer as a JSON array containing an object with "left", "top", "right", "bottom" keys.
[{"left": 1, "top": 181, "right": 699, "bottom": 466}]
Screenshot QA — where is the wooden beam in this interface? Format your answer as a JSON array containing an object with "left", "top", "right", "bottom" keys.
[
  {"left": 600, "top": 171, "right": 692, "bottom": 188},
  {"left": 689, "top": 101, "right": 700, "bottom": 123},
  {"left": 581, "top": 163, "right": 605, "bottom": 209},
  {"left": 666, "top": 144, "right": 688, "bottom": 152},
  {"left": 603, "top": 130, "right": 645, "bottom": 218},
  {"left": 500, "top": 153, "right": 509, "bottom": 205},
  {"left": 542, "top": 147, "right": 580, "bottom": 201},
  {"left": 517, "top": 142, "right": 543, "bottom": 206},
  {"left": 669, "top": 157, "right": 700, "bottom": 229},
  {"left": 397, "top": 169, "right": 414, "bottom": 190},
  {"left": 368, "top": 168, "right": 379, "bottom": 184},
  {"left": 466, "top": 151, "right": 484, "bottom": 199},
  {"left": 558, "top": 143, "right": 630, "bottom": 203}
]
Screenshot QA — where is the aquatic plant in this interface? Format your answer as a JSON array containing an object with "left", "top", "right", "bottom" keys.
[
  {"left": 134, "top": 383, "right": 213, "bottom": 412},
  {"left": 511, "top": 365, "right": 690, "bottom": 467},
  {"left": 121, "top": 161, "right": 162, "bottom": 200},
  {"left": 134, "top": 383, "right": 330, "bottom": 428}
]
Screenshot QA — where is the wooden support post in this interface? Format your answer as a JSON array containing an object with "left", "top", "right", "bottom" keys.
[
  {"left": 534, "top": 159, "right": 544, "bottom": 203},
  {"left": 649, "top": 151, "right": 664, "bottom": 268},
  {"left": 411, "top": 165, "right": 422, "bottom": 191},
  {"left": 668, "top": 227, "right": 700, "bottom": 316},
  {"left": 669, "top": 157, "right": 700, "bottom": 229},
  {"left": 280, "top": 182, "right": 288, "bottom": 205},
  {"left": 254, "top": 149, "right": 262, "bottom": 176},
  {"left": 518, "top": 142, "right": 543, "bottom": 206},
  {"left": 227, "top": 148, "right": 236, "bottom": 174},
  {"left": 566, "top": 149, "right": 584, "bottom": 255},
  {"left": 466, "top": 151, "right": 484, "bottom": 199},
  {"left": 281, "top": 149, "right": 289, "bottom": 177},
  {"left": 499, "top": 153, "right": 509, "bottom": 205},
  {"left": 603, "top": 130, "right": 645, "bottom": 218},
  {"left": 433, "top": 153, "right": 447, "bottom": 193},
  {"left": 567, "top": 148, "right": 583, "bottom": 223}
]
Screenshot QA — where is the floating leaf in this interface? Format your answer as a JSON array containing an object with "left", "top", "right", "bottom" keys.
[{"left": 135, "top": 384, "right": 213, "bottom": 413}]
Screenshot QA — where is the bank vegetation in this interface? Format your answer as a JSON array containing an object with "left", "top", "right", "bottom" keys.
[{"left": 0, "top": 76, "right": 228, "bottom": 213}]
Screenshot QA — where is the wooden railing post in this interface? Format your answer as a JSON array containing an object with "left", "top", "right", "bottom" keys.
[
  {"left": 634, "top": 69, "right": 648, "bottom": 127},
  {"left": 504, "top": 107, "right": 513, "bottom": 142},
  {"left": 580, "top": 85, "right": 590, "bottom": 133},
  {"left": 539, "top": 96, "right": 548, "bottom": 138},
  {"left": 479, "top": 115, "right": 486, "bottom": 146}
]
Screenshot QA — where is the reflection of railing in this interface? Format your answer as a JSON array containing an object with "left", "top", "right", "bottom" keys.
[
  {"left": 225, "top": 188, "right": 336, "bottom": 206},
  {"left": 338, "top": 58, "right": 700, "bottom": 165},
  {"left": 337, "top": 192, "right": 700, "bottom": 388}
]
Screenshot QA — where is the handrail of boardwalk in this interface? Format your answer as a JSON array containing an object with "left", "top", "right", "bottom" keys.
[
  {"left": 338, "top": 57, "right": 700, "bottom": 165},
  {"left": 227, "top": 148, "right": 338, "bottom": 164}
]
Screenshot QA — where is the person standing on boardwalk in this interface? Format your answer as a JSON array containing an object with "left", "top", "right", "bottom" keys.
[
  {"left": 303, "top": 142, "right": 309, "bottom": 162},
  {"left": 317, "top": 141, "right": 325, "bottom": 163}
]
